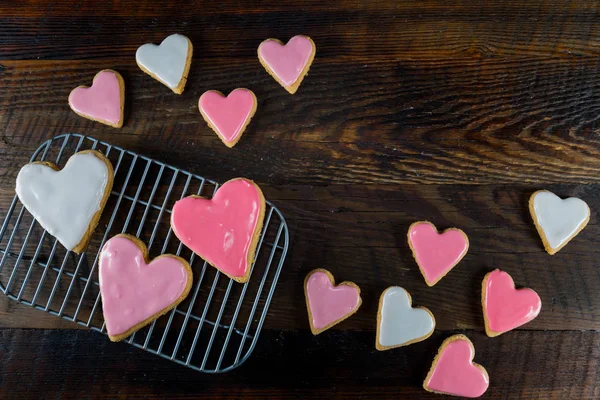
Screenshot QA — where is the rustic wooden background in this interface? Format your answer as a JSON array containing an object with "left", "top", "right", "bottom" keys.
[{"left": 1, "top": 1, "right": 599, "bottom": 398}]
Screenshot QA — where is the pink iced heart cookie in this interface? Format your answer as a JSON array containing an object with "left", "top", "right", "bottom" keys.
[
  {"left": 99, "top": 234, "right": 193, "bottom": 342},
  {"left": 258, "top": 35, "right": 316, "bottom": 94},
  {"left": 304, "top": 269, "right": 362, "bottom": 335},
  {"left": 408, "top": 221, "right": 469, "bottom": 286},
  {"left": 198, "top": 89, "right": 257, "bottom": 148},
  {"left": 171, "top": 178, "right": 265, "bottom": 283},
  {"left": 68, "top": 69, "right": 125, "bottom": 128},
  {"left": 482, "top": 269, "right": 541, "bottom": 337},
  {"left": 424, "top": 334, "right": 489, "bottom": 398}
]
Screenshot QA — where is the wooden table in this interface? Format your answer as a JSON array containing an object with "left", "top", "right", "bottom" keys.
[{"left": 1, "top": 1, "right": 599, "bottom": 398}]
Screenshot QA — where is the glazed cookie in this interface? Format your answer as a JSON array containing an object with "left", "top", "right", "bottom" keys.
[
  {"left": 198, "top": 89, "right": 258, "bottom": 148},
  {"left": 136, "top": 33, "right": 193, "bottom": 94},
  {"left": 304, "top": 269, "right": 362, "bottom": 335},
  {"left": 529, "top": 190, "right": 590, "bottom": 255},
  {"left": 376, "top": 286, "right": 435, "bottom": 351},
  {"left": 408, "top": 221, "right": 469, "bottom": 286},
  {"left": 423, "top": 334, "right": 489, "bottom": 398},
  {"left": 171, "top": 178, "right": 265, "bottom": 283},
  {"left": 15, "top": 150, "right": 113, "bottom": 254},
  {"left": 68, "top": 69, "right": 125, "bottom": 128},
  {"left": 257, "top": 35, "right": 316, "bottom": 94},
  {"left": 482, "top": 269, "right": 541, "bottom": 337},
  {"left": 99, "top": 234, "right": 193, "bottom": 342}
]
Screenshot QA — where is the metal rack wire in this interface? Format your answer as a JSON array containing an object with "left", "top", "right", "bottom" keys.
[{"left": 0, "top": 133, "right": 289, "bottom": 373}]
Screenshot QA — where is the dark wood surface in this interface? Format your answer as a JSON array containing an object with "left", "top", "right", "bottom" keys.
[
  {"left": 1, "top": 329, "right": 599, "bottom": 399},
  {"left": 1, "top": 1, "right": 599, "bottom": 398}
]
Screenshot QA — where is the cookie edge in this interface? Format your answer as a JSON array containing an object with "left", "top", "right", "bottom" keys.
[
  {"left": 71, "top": 150, "right": 115, "bottom": 254},
  {"left": 481, "top": 270, "right": 502, "bottom": 338}
]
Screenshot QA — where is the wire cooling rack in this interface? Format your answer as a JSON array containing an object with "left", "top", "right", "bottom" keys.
[{"left": 0, "top": 133, "right": 289, "bottom": 373}]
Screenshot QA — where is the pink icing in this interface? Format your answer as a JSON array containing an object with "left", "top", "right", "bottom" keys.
[
  {"left": 99, "top": 236, "right": 189, "bottom": 337},
  {"left": 483, "top": 269, "right": 541, "bottom": 334},
  {"left": 408, "top": 222, "right": 468, "bottom": 284},
  {"left": 198, "top": 89, "right": 256, "bottom": 143},
  {"left": 171, "top": 179, "right": 262, "bottom": 279},
  {"left": 68, "top": 70, "right": 122, "bottom": 125},
  {"left": 258, "top": 35, "right": 314, "bottom": 86},
  {"left": 306, "top": 271, "right": 361, "bottom": 330},
  {"left": 426, "top": 338, "right": 489, "bottom": 398}
]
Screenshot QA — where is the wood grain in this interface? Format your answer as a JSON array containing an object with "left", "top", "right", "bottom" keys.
[
  {"left": 2, "top": 58, "right": 600, "bottom": 185},
  {"left": 1, "top": 0, "right": 600, "bottom": 397},
  {"left": 1, "top": 184, "right": 598, "bottom": 331},
  {"left": 3, "top": 1, "right": 600, "bottom": 60},
  {"left": 0, "top": 329, "right": 598, "bottom": 399}
]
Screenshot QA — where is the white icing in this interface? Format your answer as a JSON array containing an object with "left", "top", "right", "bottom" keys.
[
  {"left": 136, "top": 34, "right": 190, "bottom": 89},
  {"left": 532, "top": 191, "right": 590, "bottom": 251},
  {"left": 378, "top": 286, "right": 435, "bottom": 347},
  {"left": 15, "top": 152, "right": 110, "bottom": 251}
]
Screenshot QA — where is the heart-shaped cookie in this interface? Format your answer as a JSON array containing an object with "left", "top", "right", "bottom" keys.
[
  {"left": 198, "top": 89, "right": 257, "bottom": 148},
  {"left": 15, "top": 150, "right": 113, "bottom": 253},
  {"left": 136, "top": 33, "right": 193, "bottom": 94},
  {"left": 529, "top": 190, "right": 590, "bottom": 255},
  {"left": 68, "top": 69, "right": 125, "bottom": 128},
  {"left": 257, "top": 35, "right": 316, "bottom": 94},
  {"left": 424, "top": 334, "right": 489, "bottom": 398},
  {"left": 408, "top": 221, "right": 469, "bottom": 286},
  {"left": 304, "top": 269, "right": 362, "bottom": 335},
  {"left": 376, "top": 286, "right": 435, "bottom": 350},
  {"left": 482, "top": 269, "right": 541, "bottom": 337},
  {"left": 99, "top": 234, "right": 193, "bottom": 342},
  {"left": 171, "top": 178, "right": 265, "bottom": 283}
]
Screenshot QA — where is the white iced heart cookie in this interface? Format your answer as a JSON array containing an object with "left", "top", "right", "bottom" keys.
[
  {"left": 529, "top": 190, "right": 590, "bottom": 255},
  {"left": 136, "top": 34, "right": 193, "bottom": 94},
  {"left": 376, "top": 286, "right": 435, "bottom": 351},
  {"left": 15, "top": 150, "right": 114, "bottom": 253}
]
